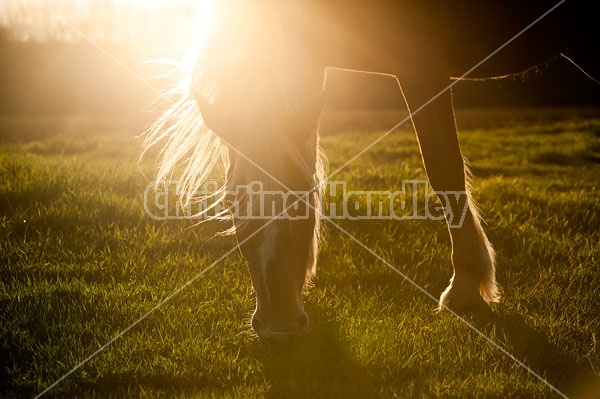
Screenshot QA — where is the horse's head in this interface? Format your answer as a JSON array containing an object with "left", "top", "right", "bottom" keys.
[{"left": 195, "top": 90, "right": 326, "bottom": 338}]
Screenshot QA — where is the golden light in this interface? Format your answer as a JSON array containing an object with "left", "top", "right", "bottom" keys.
[
  {"left": 0, "top": 0, "right": 217, "bottom": 118},
  {"left": 0, "top": 0, "right": 215, "bottom": 49}
]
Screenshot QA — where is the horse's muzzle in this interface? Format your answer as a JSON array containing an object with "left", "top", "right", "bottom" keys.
[{"left": 252, "top": 311, "right": 309, "bottom": 339}]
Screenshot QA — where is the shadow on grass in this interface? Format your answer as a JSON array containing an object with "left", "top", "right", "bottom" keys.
[
  {"left": 258, "top": 305, "right": 376, "bottom": 399},
  {"left": 474, "top": 313, "right": 599, "bottom": 399}
]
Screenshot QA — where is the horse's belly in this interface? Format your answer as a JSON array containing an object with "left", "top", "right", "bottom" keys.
[
  {"left": 448, "top": 0, "right": 587, "bottom": 77},
  {"left": 286, "top": 1, "right": 594, "bottom": 78},
  {"left": 290, "top": 1, "right": 450, "bottom": 74}
]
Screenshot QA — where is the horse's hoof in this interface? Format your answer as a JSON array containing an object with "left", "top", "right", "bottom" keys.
[{"left": 439, "top": 295, "right": 494, "bottom": 319}]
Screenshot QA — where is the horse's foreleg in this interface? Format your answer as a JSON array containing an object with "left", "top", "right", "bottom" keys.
[{"left": 397, "top": 73, "right": 500, "bottom": 314}]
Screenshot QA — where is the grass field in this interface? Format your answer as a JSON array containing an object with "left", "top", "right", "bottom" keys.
[{"left": 1, "top": 108, "right": 599, "bottom": 398}]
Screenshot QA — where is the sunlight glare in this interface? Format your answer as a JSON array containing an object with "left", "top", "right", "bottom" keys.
[{"left": 0, "top": 0, "right": 215, "bottom": 48}]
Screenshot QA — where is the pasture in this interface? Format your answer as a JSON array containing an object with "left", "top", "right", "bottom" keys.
[{"left": 1, "top": 107, "right": 599, "bottom": 398}]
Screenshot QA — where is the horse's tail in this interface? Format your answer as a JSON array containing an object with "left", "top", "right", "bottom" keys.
[
  {"left": 469, "top": 197, "right": 501, "bottom": 304},
  {"left": 465, "top": 163, "right": 501, "bottom": 304}
]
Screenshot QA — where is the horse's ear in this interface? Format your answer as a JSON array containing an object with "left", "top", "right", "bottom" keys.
[
  {"left": 194, "top": 93, "right": 237, "bottom": 145},
  {"left": 303, "top": 90, "right": 327, "bottom": 123},
  {"left": 289, "top": 90, "right": 327, "bottom": 141},
  {"left": 194, "top": 94, "right": 219, "bottom": 132}
]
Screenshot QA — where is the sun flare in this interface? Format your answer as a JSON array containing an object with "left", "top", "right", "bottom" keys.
[{"left": 0, "top": 0, "right": 215, "bottom": 47}]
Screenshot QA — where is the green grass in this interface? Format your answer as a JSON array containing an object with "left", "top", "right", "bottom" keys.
[{"left": 1, "top": 108, "right": 599, "bottom": 398}]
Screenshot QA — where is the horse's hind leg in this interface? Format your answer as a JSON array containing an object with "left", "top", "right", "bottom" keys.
[{"left": 396, "top": 71, "right": 500, "bottom": 314}]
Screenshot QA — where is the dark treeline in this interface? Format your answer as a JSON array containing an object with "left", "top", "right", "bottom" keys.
[{"left": 1, "top": 38, "right": 599, "bottom": 117}]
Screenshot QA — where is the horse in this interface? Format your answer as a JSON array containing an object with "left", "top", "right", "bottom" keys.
[{"left": 142, "top": 0, "right": 597, "bottom": 338}]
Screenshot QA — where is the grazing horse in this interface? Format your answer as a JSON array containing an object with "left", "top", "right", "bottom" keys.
[{"left": 143, "top": 0, "right": 597, "bottom": 337}]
